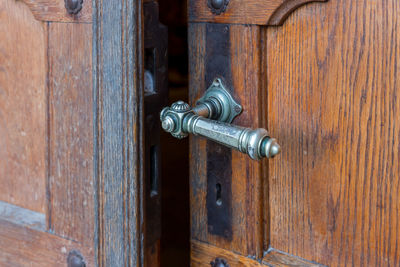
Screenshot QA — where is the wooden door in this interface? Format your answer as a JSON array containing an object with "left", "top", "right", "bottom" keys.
[
  {"left": 188, "top": 0, "right": 400, "bottom": 266},
  {"left": 0, "top": 0, "right": 154, "bottom": 266}
]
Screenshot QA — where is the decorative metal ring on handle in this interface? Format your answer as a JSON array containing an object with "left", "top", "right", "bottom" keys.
[{"left": 160, "top": 78, "right": 281, "bottom": 160}]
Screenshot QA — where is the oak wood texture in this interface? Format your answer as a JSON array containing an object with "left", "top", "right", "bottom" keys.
[
  {"left": 191, "top": 240, "right": 324, "bottom": 267},
  {"left": 189, "top": 23, "right": 266, "bottom": 258},
  {"left": 21, "top": 0, "right": 92, "bottom": 22},
  {"left": 0, "top": 218, "right": 93, "bottom": 266},
  {"left": 93, "top": 0, "right": 145, "bottom": 265},
  {"left": 188, "top": 0, "right": 327, "bottom": 25},
  {"left": 266, "top": 0, "right": 400, "bottom": 266},
  {"left": 48, "top": 22, "right": 94, "bottom": 245},
  {"left": 0, "top": 0, "right": 46, "bottom": 213}
]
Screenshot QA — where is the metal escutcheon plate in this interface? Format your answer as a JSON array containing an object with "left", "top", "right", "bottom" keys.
[{"left": 196, "top": 78, "right": 242, "bottom": 123}]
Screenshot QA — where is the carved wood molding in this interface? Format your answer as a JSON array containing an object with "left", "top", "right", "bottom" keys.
[
  {"left": 268, "top": 0, "right": 327, "bottom": 25},
  {"left": 189, "top": 0, "right": 328, "bottom": 26},
  {"left": 20, "top": 0, "right": 92, "bottom": 22}
]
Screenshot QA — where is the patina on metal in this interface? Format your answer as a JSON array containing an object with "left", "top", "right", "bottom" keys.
[
  {"left": 207, "top": 0, "right": 230, "bottom": 15},
  {"left": 64, "top": 0, "right": 83, "bottom": 14},
  {"left": 160, "top": 78, "right": 281, "bottom": 160}
]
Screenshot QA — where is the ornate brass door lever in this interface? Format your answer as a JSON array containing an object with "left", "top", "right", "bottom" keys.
[{"left": 160, "top": 78, "right": 281, "bottom": 160}]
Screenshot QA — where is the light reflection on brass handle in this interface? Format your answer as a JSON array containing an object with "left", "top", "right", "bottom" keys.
[{"left": 160, "top": 78, "right": 280, "bottom": 160}]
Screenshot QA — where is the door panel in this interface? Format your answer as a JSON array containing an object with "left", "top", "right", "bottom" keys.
[
  {"left": 0, "top": 0, "right": 46, "bottom": 213},
  {"left": 267, "top": 0, "right": 400, "bottom": 265},
  {"left": 189, "top": 0, "right": 400, "bottom": 266},
  {"left": 0, "top": 0, "right": 95, "bottom": 265},
  {"left": 1, "top": 0, "right": 153, "bottom": 266}
]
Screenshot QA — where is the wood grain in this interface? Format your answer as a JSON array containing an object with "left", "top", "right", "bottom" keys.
[
  {"left": 263, "top": 249, "right": 325, "bottom": 267},
  {"left": 189, "top": 23, "right": 266, "bottom": 258},
  {"left": 93, "top": 0, "right": 145, "bottom": 265},
  {"left": 0, "top": 200, "right": 45, "bottom": 232},
  {"left": 188, "top": 0, "right": 327, "bottom": 25},
  {"left": 20, "top": 0, "right": 92, "bottom": 22},
  {"left": 0, "top": 218, "right": 93, "bottom": 266},
  {"left": 48, "top": 22, "right": 94, "bottom": 245},
  {"left": 192, "top": 240, "right": 323, "bottom": 267},
  {"left": 0, "top": 0, "right": 46, "bottom": 213},
  {"left": 266, "top": 0, "right": 400, "bottom": 266}
]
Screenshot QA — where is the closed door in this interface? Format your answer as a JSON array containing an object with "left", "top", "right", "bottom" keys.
[{"left": 185, "top": 0, "right": 400, "bottom": 266}]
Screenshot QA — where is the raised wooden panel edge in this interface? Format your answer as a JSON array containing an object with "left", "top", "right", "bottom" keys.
[
  {"left": 0, "top": 200, "right": 45, "bottom": 232},
  {"left": 93, "top": 0, "right": 144, "bottom": 266},
  {"left": 0, "top": 218, "right": 93, "bottom": 266},
  {"left": 267, "top": 0, "right": 328, "bottom": 25},
  {"left": 191, "top": 240, "right": 325, "bottom": 267},
  {"left": 47, "top": 22, "right": 94, "bottom": 246},
  {"left": 188, "top": 0, "right": 327, "bottom": 25},
  {"left": 20, "top": 0, "right": 92, "bottom": 22},
  {"left": 263, "top": 248, "right": 327, "bottom": 267}
]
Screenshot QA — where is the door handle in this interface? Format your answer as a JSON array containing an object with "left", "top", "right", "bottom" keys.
[{"left": 160, "top": 78, "right": 280, "bottom": 160}]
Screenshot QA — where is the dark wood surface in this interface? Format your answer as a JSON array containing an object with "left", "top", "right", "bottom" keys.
[
  {"left": 189, "top": 0, "right": 327, "bottom": 25},
  {"left": 266, "top": 0, "right": 400, "bottom": 266},
  {"left": 93, "top": 0, "right": 145, "bottom": 265}
]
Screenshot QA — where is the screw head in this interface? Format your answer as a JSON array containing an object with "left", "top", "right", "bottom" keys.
[
  {"left": 210, "top": 258, "right": 229, "bottom": 267},
  {"left": 65, "top": 0, "right": 83, "bottom": 14},
  {"left": 211, "top": 0, "right": 224, "bottom": 9},
  {"left": 67, "top": 250, "right": 86, "bottom": 267},
  {"left": 207, "top": 0, "right": 229, "bottom": 15}
]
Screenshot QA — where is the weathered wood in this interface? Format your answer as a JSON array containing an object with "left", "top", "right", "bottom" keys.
[
  {"left": 48, "top": 22, "right": 94, "bottom": 246},
  {"left": 266, "top": 0, "right": 400, "bottom": 266},
  {"left": 188, "top": 0, "right": 327, "bottom": 25},
  {"left": 93, "top": 0, "right": 145, "bottom": 266},
  {"left": 192, "top": 240, "right": 322, "bottom": 267},
  {"left": 0, "top": 0, "right": 46, "bottom": 213},
  {"left": 20, "top": 0, "right": 92, "bottom": 22},
  {"left": 0, "top": 219, "right": 93, "bottom": 266},
  {"left": 0, "top": 201, "right": 45, "bottom": 231},
  {"left": 189, "top": 23, "right": 265, "bottom": 258}
]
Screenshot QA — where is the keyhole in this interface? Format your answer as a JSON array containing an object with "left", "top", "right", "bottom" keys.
[{"left": 216, "top": 183, "right": 222, "bottom": 206}]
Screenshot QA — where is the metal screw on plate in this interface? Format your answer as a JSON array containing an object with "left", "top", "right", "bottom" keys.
[
  {"left": 207, "top": 0, "right": 229, "bottom": 15},
  {"left": 65, "top": 0, "right": 83, "bottom": 15},
  {"left": 210, "top": 258, "right": 229, "bottom": 267},
  {"left": 67, "top": 250, "right": 86, "bottom": 267}
]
